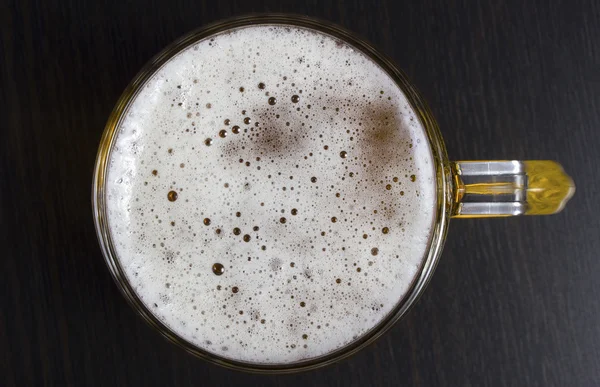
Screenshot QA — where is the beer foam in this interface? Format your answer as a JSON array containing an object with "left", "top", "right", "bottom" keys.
[{"left": 105, "top": 25, "right": 436, "bottom": 364}]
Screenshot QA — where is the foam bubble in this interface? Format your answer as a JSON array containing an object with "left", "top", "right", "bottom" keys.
[{"left": 105, "top": 24, "right": 436, "bottom": 364}]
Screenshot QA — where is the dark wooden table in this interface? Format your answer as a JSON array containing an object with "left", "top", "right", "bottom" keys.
[{"left": 2, "top": 0, "right": 599, "bottom": 386}]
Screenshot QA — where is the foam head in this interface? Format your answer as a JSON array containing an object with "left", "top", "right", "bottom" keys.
[{"left": 105, "top": 24, "right": 436, "bottom": 364}]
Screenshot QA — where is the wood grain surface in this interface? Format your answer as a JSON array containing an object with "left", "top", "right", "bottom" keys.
[{"left": 2, "top": 0, "right": 599, "bottom": 386}]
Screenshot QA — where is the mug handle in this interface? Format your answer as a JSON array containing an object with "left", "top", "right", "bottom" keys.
[{"left": 451, "top": 161, "right": 575, "bottom": 218}]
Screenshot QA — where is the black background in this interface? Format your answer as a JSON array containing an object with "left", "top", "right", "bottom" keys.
[{"left": 2, "top": 0, "right": 600, "bottom": 386}]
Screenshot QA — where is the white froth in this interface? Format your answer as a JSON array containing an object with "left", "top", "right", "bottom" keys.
[{"left": 105, "top": 25, "right": 436, "bottom": 364}]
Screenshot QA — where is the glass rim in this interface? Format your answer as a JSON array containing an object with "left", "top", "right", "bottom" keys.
[{"left": 92, "top": 13, "right": 451, "bottom": 374}]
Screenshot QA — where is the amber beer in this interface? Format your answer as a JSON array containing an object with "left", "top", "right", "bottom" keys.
[{"left": 103, "top": 24, "right": 437, "bottom": 364}]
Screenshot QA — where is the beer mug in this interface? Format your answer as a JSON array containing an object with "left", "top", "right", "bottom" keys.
[{"left": 92, "top": 15, "right": 575, "bottom": 373}]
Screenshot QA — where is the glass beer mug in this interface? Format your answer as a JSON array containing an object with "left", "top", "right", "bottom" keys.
[{"left": 93, "top": 14, "right": 575, "bottom": 373}]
